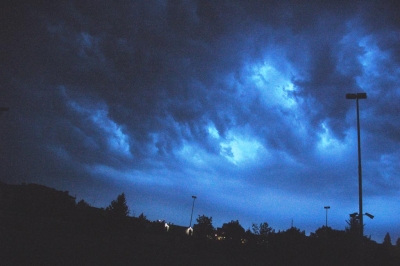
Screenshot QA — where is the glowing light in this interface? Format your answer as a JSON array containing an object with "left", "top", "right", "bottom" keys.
[{"left": 186, "top": 227, "right": 193, "bottom": 236}]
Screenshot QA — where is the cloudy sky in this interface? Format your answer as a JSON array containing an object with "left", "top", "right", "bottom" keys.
[{"left": 1, "top": 0, "right": 399, "bottom": 242}]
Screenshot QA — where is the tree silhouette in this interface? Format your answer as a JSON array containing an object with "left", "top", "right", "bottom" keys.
[
  {"left": 251, "top": 222, "right": 272, "bottom": 244},
  {"left": 383, "top": 232, "right": 392, "bottom": 246},
  {"left": 77, "top": 199, "right": 90, "bottom": 208},
  {"left": 282, "top": 226, "right": 306, "bottom": 239},
  {"left": 345, "top": 215, "right": 360, "bottom": 238},
  {"left": 106, "top": 193, "right": 129, "bottom": 218},
  {"left": 259, "top": 222, "right": 272, "bottom": 236},
  {"left": 195, "top": 214, "right": 214, "bottom": 238},
  {"left": 138, "top": 212, "right": 147, "bottom": 222},
  {"left": 396, "top": 237, "right": 400, "bottom": 247},
  {"left": 222, "top": 220, "right": 245, "bottom": 242},
  {"left": 313, "top": 226, "right": 330, "bottom": 238},
  {"left": 134, "top": 212, "right": 149, "bottom": 233},
  {"left": 251, "top": 223, "right": 260, "bottom": 235},
  {"left": 105, "top": 193, "right": 129, "bottom": 230}
]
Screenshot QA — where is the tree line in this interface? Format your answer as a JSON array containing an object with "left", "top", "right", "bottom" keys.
[
  {"left": 100, "top": 192, "right": 400, "bottom": 248},
  {"left": 1, "top": 182, "right": 400, "bottom": 265}
]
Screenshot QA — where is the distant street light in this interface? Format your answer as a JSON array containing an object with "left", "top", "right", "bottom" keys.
[
  {"left": 189, "top": 195, "right": 197, "bottom": 228},
  {"left": 324, "top": 206, "right": 330, "bottom": 228},
  {"left": 346, "top": 92, "right": 367, "bottom": 238}
]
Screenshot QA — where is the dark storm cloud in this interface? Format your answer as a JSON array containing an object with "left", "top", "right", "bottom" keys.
[{"left": 1, "top": 0, "right": 357, "bottom": 159}]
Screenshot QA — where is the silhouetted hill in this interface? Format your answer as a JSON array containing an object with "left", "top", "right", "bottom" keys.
[{"left": 0, "top": 182, "right": 76, "bottom": 218}]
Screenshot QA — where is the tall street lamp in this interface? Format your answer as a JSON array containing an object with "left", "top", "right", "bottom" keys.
[
  {"left": 346, "top": 92, "right": 367, "bottom": 237},
  {"left": 324, "top": 206, "right": 330, "bottom": 228},
  {"left": 189, "top": 195, "right": 197, "bottom": 227}
]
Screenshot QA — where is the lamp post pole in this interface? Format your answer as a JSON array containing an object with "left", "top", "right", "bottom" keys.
[
  {"left": 324, "top": 206, "right": 330, "bottom": 266},
  {"left": 324, "top": 206, "right": 330, "bottom": 228},
  {"left": 189, "top": 195, "right": 197, "bottom": 227},
  {"left": 346, "top": 92, "right": 367, "bottom": 238},
  {"left": 346, "top": 92, "right": 367, "bottom": 265}
]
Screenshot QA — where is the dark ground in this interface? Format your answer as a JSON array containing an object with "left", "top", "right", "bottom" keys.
[{"left": 1, "top": 211, "right": 400, "bottom": 266}]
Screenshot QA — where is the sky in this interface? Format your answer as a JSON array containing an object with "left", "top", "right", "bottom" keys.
[{"left": 1, "top": 0, "right": 399, "bottom": 243}]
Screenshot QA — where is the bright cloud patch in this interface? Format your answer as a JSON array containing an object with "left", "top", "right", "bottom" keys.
[
  {"left": 179, "top": 125, "right": 264, "bottom": 166},
  {"left": 207, "top": 125, "right": 220, "bottom": 139},
  {"left": 317, "top": 122, "right": 346, "bottom": 156},
  {"left": 65, "top": 91, "right": 131, "bottom": 158},
  {"left": 178, "top": 141, "right": 208, "bottom": 166},
  {"left": 92, "top": 112, "right": 130, "bottom": 156},
  {"left": 220, "top": 133, "right": 263, "bottom": 165},
  {"left": 248, "top": 62, "right": 296, "bottom": 108}
]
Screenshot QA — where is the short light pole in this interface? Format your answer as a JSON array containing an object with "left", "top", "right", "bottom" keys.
[
  {"left": 324, "top": 206, "right": 330, "bottom": 228},
  {"left": 324, "top": 206, "right": 331, "bottom": 266},
  {"left": 189, "top": 195, "right": 197, "bottom": 227},
  {"left": 346, "top": 92, "right": 367, "bottom": 238}
]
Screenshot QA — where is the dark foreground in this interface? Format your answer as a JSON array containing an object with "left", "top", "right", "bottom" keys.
[{"left": 1, "top": 212, "right": 400, "bottom": 266}]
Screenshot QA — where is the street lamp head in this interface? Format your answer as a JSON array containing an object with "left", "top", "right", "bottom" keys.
[
  {"left": 324, "top": 206, "right": 330, "bottom": 209},
  {"left": 357, "top": 93, "right": 367, "bottom": 99},
  {"left": 346, "top": 93, "right": 357, "bottom": 99},
  {"left": 346, "top": 92, "right": 367, "bottom": 99},
  {"left": 192, "top": 196, "right": 197, "bottom": 199},
  {"left": 365, "top": 212, "right": 374, "bottom": 219}
]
